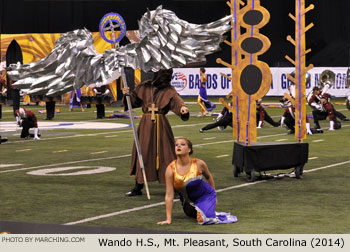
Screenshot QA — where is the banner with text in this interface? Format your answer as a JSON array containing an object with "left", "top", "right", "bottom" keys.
[{"left": 171, "top": 67, "right": 350, "bottom": 97}]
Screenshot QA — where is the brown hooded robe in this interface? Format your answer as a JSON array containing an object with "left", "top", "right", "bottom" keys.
[{"left": 125, "top": 80, "right": 188, "bottom": 184}]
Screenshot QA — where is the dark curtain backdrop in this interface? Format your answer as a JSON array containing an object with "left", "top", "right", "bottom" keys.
[{"left": 0, "top": 0, "right": 349, "bottom": 67}]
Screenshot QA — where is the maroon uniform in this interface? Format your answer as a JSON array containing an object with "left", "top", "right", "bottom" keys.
[
  {"left": 16, "top": 108, "right": 39, "bottom": 139},
  {"left": 256, "top": 102, "right": 279, "bottom": 127},
  {"left": 308, "top": 92, "right": 336, "bottom": 129},
  {"left": 308, "top": 93, "right": 334, "bottom": 119}
]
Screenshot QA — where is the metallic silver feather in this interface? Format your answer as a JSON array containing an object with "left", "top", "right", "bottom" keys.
[{"left": 7, "top": 5, "right": 233, "bottom": 96}]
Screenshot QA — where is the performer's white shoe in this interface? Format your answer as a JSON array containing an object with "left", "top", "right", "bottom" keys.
[
  {"left": 306, "top": 123, "right": 312, "bottom": 135},
  {"left": 34, "top": 128, "right": 40, "bottom": 140}
]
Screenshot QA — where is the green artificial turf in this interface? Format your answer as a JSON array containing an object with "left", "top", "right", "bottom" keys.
[{"left": 0, "top": 97, "right": 349, "bottom": 233}]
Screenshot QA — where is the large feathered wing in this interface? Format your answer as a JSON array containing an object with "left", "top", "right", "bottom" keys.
[
  {"left": 7, "top": 29, "right": 121, "bottom": 96},
  {"left": 121, "top": 5, "right": 232, "bottom": 72},
  {"left": 8, "top": 5, "right": 232, "bottom": 96}
]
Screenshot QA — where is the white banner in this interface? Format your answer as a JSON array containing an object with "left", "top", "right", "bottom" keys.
[
  {"left": 171, "top": 67, "right": 350, "bottom": 97},
  {"left": 0, "top": 234, "right": 348, "bottom": 252}
]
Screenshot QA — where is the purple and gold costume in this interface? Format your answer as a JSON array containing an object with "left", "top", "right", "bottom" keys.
[
  {"left": 169, "top": 158, "right": 237, "bottom": 225},
  {"left": 198, "top": 81, "right": 216, "bottom": 112}
]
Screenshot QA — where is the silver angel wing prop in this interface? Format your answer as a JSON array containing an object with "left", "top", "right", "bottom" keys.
[
  {"left": 127, "top": 5, "right": 233, "bottom": 72},
  {"left": 7, "top": 5, "right": 232, "bottom": 96},
  {"left": 7, "top": 29, "right": 121, "bottom": 96}
]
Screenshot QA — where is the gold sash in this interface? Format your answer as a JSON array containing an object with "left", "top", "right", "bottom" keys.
[{"left": 144, "top": 113, "right": 161, "bottom": 170}]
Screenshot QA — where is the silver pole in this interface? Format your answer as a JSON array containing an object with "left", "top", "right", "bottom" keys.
[
  {"left": 109, "top": 19, "right": 150, "bottom": 199},
  {"left": 120, "top": 69, "right": 150, "bottom": 200}
]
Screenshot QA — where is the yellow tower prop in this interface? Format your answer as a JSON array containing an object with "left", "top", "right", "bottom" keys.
[
  {"left": 217, "top": 0, "right": 243, "bottom": 140},
  {"left": 218, "top": 0, "right": 271, "bottom": 145},
  {"left": 285, "top": 0, "right": 314, "bottom": 142}
]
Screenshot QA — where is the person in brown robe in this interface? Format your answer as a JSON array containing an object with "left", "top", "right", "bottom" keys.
[{"left": 122, "top": 69, "right": 189, "bottom": 196}]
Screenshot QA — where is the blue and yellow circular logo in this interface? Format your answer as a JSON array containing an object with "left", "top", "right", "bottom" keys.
[{"left": 99, "top": 12, "right": 126, "bottom": 44}]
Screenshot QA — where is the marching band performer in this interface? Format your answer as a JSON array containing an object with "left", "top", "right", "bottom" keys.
[
  {"left": 122, "top": 69, "right": 189, "bottom": 197},
  {"left": 346, "top": 68, "right": 350, "bottom": 111},
  {"left": 314, "top": 71, "right": 349, "bottom": 120},
  {"left": 279, "top": 98, "right": 296, "bottom": 134},
  {"left": 200, "top": 103, "right": 232, "bottom": 133},
  {"left": 319, "top": 73, "right": 332, "bottom": 96},
  {"left": 308, "top": 86, "right": 342, "bottom": 131},
  {"left": 157, "top": 138, "right": 237, "bottom": 225},
  {"left": 93, "top": 84, "right": 110, "bottom": 119},
  {"left": 0, "top": 75, "right": 7, "bottom": 120},
  {"left": 69, "top": 89, "right": 85, "bottom": 112},
  {"left": 280, "top": 97, "right": 313, "bottom": 135},
  {"left": 16, "top": 108, "right": 40, "bottom": 140},
  {"left": 45, "top": 97, "right": 56, "bottom": 120},
  {"left": 0, "top": 136, "right": 8, "bottom": 144},
  {"left": 197, "top": 68, "right": 216, "bottom": 117},
  {"left": 256, "top": 99, "right": 279, "bottom": 128}
]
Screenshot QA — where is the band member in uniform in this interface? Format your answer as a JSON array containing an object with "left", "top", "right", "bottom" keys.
[
  {"left": 0, "top": 75, "right": 7, "bottom": 120},
  {"left": 157, "top": 138, "right": 237, "bottom": 225},
  {"left": 45, "top": 97, "right": 56, "bottom": 120},
  {"left": 280, "top": 98, "right": 296, "bottom": 134},
  {"left": 93, "top": 84, "right": 110, "bottom": 119},
  {"left": 8, "top": 78, "right": 20, "bottom": 117},
  {"left": 280, "top": 98, "right": 313, "bottom": 134},
  {"left": 16, "top": 108, "right": 40, "bottom": 140},
  {"left": 316, "top": 73, "right": 349, "bottom": 121},
  {"left": 0, "top": 135, "right": 8, "bottom": 144},
  {"left": 199, "top": 105, "right": 232, "bottom": 133},
  {"left": 256, "top": 99, "right": 279, "bottom": 128},
  {"left": 122, "top": 69, "right": 189, "bottom": 196},
  {"left": 319, "top": 74, "right": 332, "bottom": 96},
  {"left": 69, "top": 89, "right": 85, "bottom": 112},
  {"left": 346, "top": 68, "right": 350, "bottom": 111},
  {"left": 308, "top": 86, "right": 344, "bottom": 130},
  {"left": 197, "top": 67, "right": 216, "bottom": 117}
]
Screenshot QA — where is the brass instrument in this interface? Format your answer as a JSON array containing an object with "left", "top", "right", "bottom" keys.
[{"left": 319, "top": 70, "right": 335, "bottom": 94}]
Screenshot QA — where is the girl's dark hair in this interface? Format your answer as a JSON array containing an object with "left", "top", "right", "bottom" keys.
[
  {"left": 200, "top": 67, "right": 206, "bottom": 73},
  {"left": 176, "top": 137, "right": 193, "bottom": 155}
]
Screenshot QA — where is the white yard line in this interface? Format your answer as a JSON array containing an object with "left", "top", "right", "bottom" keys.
[
  {"left": 0, "top": 154, "right": 131, "bottom": 174},
  {"left": 0, "top": 164, "right": 22, "bottom": 168},
  {"left": 308, "top": 157, "right": 318, "bottom": 160},
  {"left": 90, "top": 151, "right": 108, "bottom": 155},
  {"left": 64, "top": 159, "right": 350, "bottom": 226},
  {"left": 172, "top": 122, "right": 211, "bottom": 128},
  {"left": 275, "top": 139, "right": 288, "bottom": 142},
  {"left": 257, "top": 133, "right": 288, "bottom": 139},
  {"left": 15, "top": 149, "right": 31, "bottom": 152},
  {"left": 312, "top": 139, "right": 324, "bottom": 143},
  {"left": 0, "top": 132, "right": 288, "bottom": 174},
  {"left": 303, "top": 160, "right": 350, "bottom": 173},
  {"left": 64, "top": 202, "right": 170, "bottom": 226},
  {"left": 6, "top": 131, "right": 132, "bottom": 144},
  {"left": 203, "top": 137, "right": 216, "bottom": 140},
  {"left": 3, "top": 121, "right": 349, "bottom": 145},
  {"left": 4, "top": 123, "right": 210, "bottom": 144},
  {"left": 216, "top": 154, "right": 229, "bottom": 158},
  {"left": 53, "top": 150, "right": 68, "bottom": 153}
]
